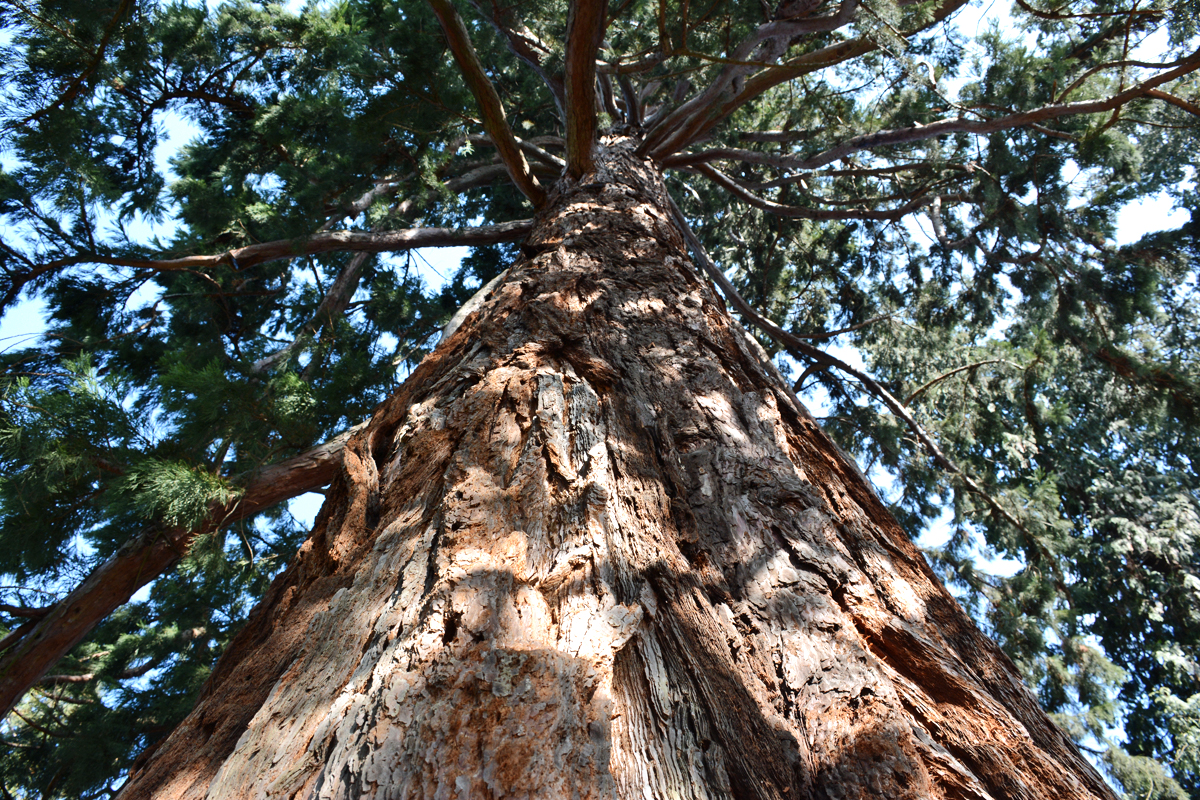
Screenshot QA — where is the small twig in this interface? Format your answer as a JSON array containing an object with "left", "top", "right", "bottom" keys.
[{"left": 903, "top": 359, "right": 1025, "bottom": 405}]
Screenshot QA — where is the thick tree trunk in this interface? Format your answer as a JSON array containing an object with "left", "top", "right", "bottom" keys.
[{"left": 119, "top": 138, "right": 1115, "bottom": 800}]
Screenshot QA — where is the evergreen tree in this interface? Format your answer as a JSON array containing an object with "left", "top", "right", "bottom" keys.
[{"left": 0, "top": 0, "right": 1197, "bottom": 797}]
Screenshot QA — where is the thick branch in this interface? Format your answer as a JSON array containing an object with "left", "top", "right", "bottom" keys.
[
  {"left": 0, "top": 427, "right": 362, "bottom": 719},
  {"left": 467, "top": 0, "right": 566, "bottom": 115},
  {"left": 642, "top": 0, "right": 860, "bottom": 156},
  {"left": 668, "top": 52, "right": 1200, "bottom": 179},
  {"left": 1146, "top": 87, "right": 1200, "bottom": 117},
  {"left": 427, "top": 0, "right": 545, "bottom": 205},
  {"left": 564, "top": 0, "right": 608, "bottom": 177},
  {"left": 646, "top": 0, "right": 972, "bottom": 157},
  {"left": 3, "top": 221, "right": 533, "bottom": 312},
  {"left": 617, "top": 72, "right": 642, "bottom": 126},
  {"left": 0, "top": 604, "right": 49, "bottom": 619}
]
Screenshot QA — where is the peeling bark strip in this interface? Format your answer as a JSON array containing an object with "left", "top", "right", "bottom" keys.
[{"left": 119, "top": 138, "right": 1115, "bottom": 800}]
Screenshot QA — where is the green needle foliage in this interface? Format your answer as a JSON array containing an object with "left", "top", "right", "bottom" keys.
[{"left": 0, "top": 0, "right": 1198, "bottom": 797}]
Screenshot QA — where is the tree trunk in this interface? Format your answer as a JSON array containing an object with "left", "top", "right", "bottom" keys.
[{"left": 118, "top": 137, "right": 1116, "bottom": 800}]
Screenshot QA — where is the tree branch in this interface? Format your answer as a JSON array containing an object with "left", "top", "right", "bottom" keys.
[
  {"left": 617, "top": 72, "right": 642, "bottom": 126},
  {"left": 467, "top": 0, "right": 567, "bottom": 115},
  {"left": 645, "top": 0, "right": 973, "bottom": 157},
  {"left": 641, "top": 0, "right": 861, "bottom": 156},
  {"left": 1146, "top": 88, "right": 1200, "bottom": 117},
  {"left": 1014, "top": 0, "right": 1163, "bottom": 23},
  {"left": 670, "top": 51, "right": 1200, "bottom": 179},
  {"left": 564, "top": 0, "right": 609, "bottom": 177},
  {"left": 793, "top": 312, "right": 898, "bottom": 341},
  {"left": 427, "top": 0, "right": 546, "bottom": 205},
  {"left": 903, "top": 359, "right": 1023, "bottom": 405},
  {"left": 696, "top": 162, "right": 943, "bottom": 221},
  {"left": 2, "top": 221, "right": 533, "bottom": 313},
  {"left": 0, "top": 604, "right": 50, "bottom": 619},
  {"left": 250, "top": 250, "right": 372, "bottom": 374},
  {"left": 7, "top": 0, "right": 134, "bottom": 132},
  {"left": 0, "top": 425, "right": 363, "bottom": 719},
  {"left": 39, "top": 657, "right": 160, "bottom": 686}
]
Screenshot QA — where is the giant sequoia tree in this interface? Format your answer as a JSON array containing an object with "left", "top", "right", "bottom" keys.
[{"left": 1, "top": 0, "right": 1199, "bottom": 797}]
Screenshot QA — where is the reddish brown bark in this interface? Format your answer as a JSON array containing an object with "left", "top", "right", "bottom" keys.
[
  {"left": 118, "top": 137, "right": 1115, "bottom": 800},
  {"left": 563, "top": 0, "right": 606, "bottom": 178}
]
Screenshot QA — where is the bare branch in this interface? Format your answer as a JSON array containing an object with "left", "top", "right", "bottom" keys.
[
  {"left": 673, "top": 52, "right": 1200, "bottom": 181},
  {"left": 1056, "top": 55, "right": 1196, "bottom": 103},
  {"left": 0, "top": 425, "right": 364, "bottom": 720},
  {"left": 323, "top": 173, "right": 413, "bottom": 226},
  {"left": 39, "top": 657, "right": 159, "bottom": 686},
  {"left": 1014, "top": 0, "right": 1163, "bottom": 23},
  {"left": 696, "top": 162, "right": 942, "bottom": 221},
  {"left": 427, "top": 0, "right": 546, "bottom": 205},
  {"left": 250, "top": 250, "right": 371, "bottom": 374},
  {"left": 0, "top": 604, "right": 49, "bottom": 619},
  {"left": 599, "top": 70, "right": 621, "bottom": 121},
  {"left": 641, "top": 0, "right": 860, "bottom": 156},
  {"left": 322, "top": 143, "right": 550, "bottom": 225},
  {"left": 794, "top": 312, "right": 899, "bottom": 341},
  {"left": 903, "top": 359, "right": 1024, "bottom": 405},
  {"left": 801, "top": 55, "right": 1199, "bottom": 166},
  {"left": 6, "top": 0, "right": 134, "bottom": 132},
  {"left": 666, "top": 148, "right": 942, "bottom": 174},
  {"left": 736, "top": 129, "right": 818, "bottom": 144},
  {"left": 564, "top": 0, "right": 609, "bottom": 177},
  {"left": 759, "top": 162, "right": 944, "bottom": 189},
  {"left": 389, "top": 162, "right": 553, "bottom": 219},
  {"left": 513, "top": 136, "right": 568, "bottom": 170},
  {"left": 617, "top": 72, "right": 642, "bottom": 126},
  {"left": 1146, "top": 87, "right": 1200, "bottom": 117},
  {"left": 3, "top": 220, "right": 533, "bottom": 312}
]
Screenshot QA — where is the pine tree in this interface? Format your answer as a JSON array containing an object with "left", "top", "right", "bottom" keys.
[{"left": 0, "top": 0, "right": 1197, "bottom": 797}]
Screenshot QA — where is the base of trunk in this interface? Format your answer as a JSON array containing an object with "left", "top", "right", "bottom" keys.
[{"left": 119, "top": 139, "right": 1114, "bottom": 800}]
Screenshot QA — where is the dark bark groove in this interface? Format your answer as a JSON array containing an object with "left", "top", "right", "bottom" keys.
[{"left": 118, "top": 137, "right": 1115, "bottom": 800}]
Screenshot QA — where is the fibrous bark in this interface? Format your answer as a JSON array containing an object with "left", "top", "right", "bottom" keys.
[{"left": 119, "top": 137, "right": 1115, "bottom": 800}]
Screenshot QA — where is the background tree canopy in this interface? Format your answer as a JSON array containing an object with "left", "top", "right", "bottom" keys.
[{"left": 0, "top": 0, "right": 1197, "bottom": 797}]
